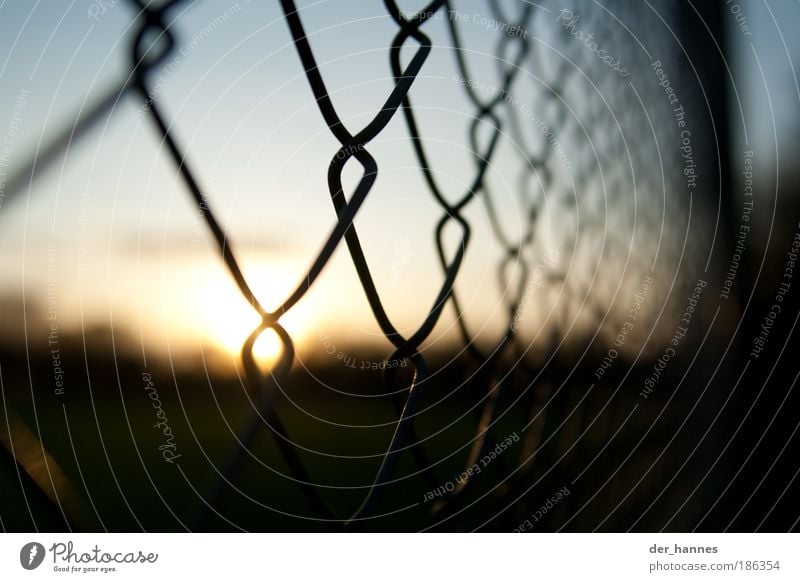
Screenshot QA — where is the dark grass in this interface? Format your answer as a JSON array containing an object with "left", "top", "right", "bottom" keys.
[{"left": 2, "top": 306, "right": 800, "bottom": 532}]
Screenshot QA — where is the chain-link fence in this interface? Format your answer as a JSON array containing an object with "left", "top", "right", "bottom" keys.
[{"left": 6, "top": 0, "right": 794, "bottom": 532}]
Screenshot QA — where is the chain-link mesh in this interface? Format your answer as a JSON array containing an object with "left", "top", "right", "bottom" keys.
[{"left": 2, "top": 0, "right": 729, "bottom": 531}]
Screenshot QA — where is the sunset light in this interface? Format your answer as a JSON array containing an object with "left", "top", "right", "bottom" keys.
[{"left": 177, "top": 257, "right": 315, "bottom": 365}]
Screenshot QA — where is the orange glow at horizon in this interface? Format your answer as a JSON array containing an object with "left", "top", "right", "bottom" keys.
[{"left": 162, "top": 258, "right": 317, "bottom": 365}]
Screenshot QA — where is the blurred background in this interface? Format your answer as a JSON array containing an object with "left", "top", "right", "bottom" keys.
[{"left": 1, "top": 0, "right": 799, "bottom": 532}]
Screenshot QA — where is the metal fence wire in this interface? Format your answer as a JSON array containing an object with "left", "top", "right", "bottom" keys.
[
  {"left": 2, "top": 0, "right": 716, "bottom": 531},
  {"left": 196, "top": 0, "right": 551, "bottom": 528}
]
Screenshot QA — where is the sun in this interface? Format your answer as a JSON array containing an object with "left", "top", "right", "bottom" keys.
[{"left": 185, "top": 259, "right": 313, "bottom": 365}]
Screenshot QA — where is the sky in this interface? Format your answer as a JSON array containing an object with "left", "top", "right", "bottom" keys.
[{"left": 1, "top": 0, "right": 798, "bottom": 370}]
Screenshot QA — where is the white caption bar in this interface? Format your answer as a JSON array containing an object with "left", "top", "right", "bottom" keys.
[{"left": 0, "top": 533, "right": 797, "bottom": 581}]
